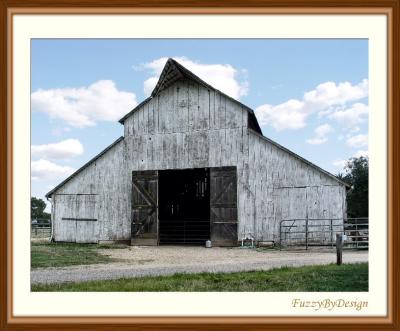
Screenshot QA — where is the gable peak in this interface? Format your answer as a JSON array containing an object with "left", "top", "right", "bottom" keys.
[{"left": 150, "top": 58, "right": 213, "bottom": 96}]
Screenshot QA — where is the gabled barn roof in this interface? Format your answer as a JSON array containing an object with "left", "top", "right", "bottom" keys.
[{"left": 118, "top": 58, "right": 263, "bottom": 134}]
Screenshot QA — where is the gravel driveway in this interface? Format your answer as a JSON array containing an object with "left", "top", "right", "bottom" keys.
[{"left": 31, "top": 246, "right": 368, "bottom": 285}]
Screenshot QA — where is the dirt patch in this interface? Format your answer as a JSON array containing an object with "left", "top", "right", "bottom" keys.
[{"left": 97, "top": 245, "right": 367, "bottom": 268}]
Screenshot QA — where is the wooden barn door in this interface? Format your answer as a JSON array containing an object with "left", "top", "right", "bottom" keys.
[
  {"left": 131, "top": 170, "right": 158, "bottom": 245},
  {"left": 210, "top": 167, "right": 238, "bottom": 246}
]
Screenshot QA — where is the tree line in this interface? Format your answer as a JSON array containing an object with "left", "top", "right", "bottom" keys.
[
  {"left": 31, "top": 196, "right": 51, "bottom": 222},
  {"left": 337, "top": 156, "right": 368, "bottom": 218}
]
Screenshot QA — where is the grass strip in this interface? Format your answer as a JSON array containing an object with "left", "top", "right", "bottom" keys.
[{"left": 32, "top": 262, "right": 368, "bottom": 292}]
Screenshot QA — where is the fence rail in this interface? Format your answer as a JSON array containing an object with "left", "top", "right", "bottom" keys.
[
  {"left": 279, "top": 218, "right": 368, "bottom": 250},
  {"left": 31, "top": 221, "right": 51, "bottom": 238}
]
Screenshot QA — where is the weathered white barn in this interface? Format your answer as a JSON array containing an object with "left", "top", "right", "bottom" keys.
[{"left": 46, "top": 58, "right": 348, "bottom": 246}]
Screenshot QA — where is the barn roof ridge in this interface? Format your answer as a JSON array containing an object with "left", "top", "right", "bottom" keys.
[
  {"left": 45, "top": 136, "right": 124, "bottom": 198},
  {"left": 118, "top": 58, "right": 262, "bottom": 133}
]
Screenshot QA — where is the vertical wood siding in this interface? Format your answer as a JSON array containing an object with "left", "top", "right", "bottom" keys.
[
  {"left": 53, "top": 140, "right": 129, "bottom": 242},
  {"left": 247, "top": 132, "right": 347, "bottom": 242}
]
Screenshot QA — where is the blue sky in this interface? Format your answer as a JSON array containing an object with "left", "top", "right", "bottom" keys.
[{"left": 31, "top": 39, "right": 368, "bottom": 208}]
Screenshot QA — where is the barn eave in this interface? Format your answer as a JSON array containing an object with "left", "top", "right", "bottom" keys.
[
  {"left": 45, "top": 136, "right": 124, "bottom": 198},
  {"left": 118, "top": 97, "right": 152, "bottom": 124}
]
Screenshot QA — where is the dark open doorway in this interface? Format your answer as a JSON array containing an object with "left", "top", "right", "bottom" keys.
[{"left": 158, "top": 168, "right": 210, "bottom": 245}]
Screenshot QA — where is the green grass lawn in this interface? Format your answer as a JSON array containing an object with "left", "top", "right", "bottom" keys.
[
  {"left": 31, "top": 242, "right": 126, "bottom": 268},
  {"left": 31, "top": 262, "right": 368, "bottom": 292}
]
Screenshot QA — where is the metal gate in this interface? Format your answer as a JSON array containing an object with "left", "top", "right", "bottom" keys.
[{"left": 279, "top": 218, "right": 368, "bottom": 249}]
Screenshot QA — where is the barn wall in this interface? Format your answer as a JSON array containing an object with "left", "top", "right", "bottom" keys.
[
  {"left": 246, "top": 131, "right": 347, "bottom": 242},
  {"left": 52, "top": 139, "right": 130, "bottom": 242}
]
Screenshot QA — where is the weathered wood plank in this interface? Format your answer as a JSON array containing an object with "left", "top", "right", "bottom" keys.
[
  {"left": 188, "top": 82, "right": 197, "bottom": 131},
  {"left": 176, "top": 80, "right": 188, "bottom": 132}
]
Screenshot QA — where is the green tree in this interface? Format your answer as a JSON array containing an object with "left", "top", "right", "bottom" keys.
[
  {"left": 31, "top": 197, "right": 50, "bottom": 221},
  {"left": 337, "top": 156, "right": 368, "bottom": 218}
]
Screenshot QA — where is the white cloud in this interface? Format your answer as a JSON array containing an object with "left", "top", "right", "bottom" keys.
[
  {"left": 143, "top": 77, "right": 159, "bottom": 97},
  {"left": 317, "top": 107, "right": 335, "bottom": 117},
  {"left": 333, "top": 159, "right": 347, "bottom": 169},
  {"left": 51, "top": 127, "right": 71, "bottom": 136},
  {"left": 255, "top": 99, "right": 306, "bottom": 130},
  {"left": 255, "top": 79, "right": 368, "bottom": 131},
  {"left": 31, "top": 159, "right": 75, "bottom": 180},
  {"left": 32, "top": 139, "right": 84, "bottom": 160},
  {"left": 332, "top": 149, "right": 369, "bottom": 169},
  {"left": 315, "top": 124, "right": 333, "bottom": 136},
  {"left": 140, "top": 57, "right": 249, "bottom": 100},
  {"left": 328, "top": 103, "right": 368, "bottom": 127},
  {"left": 306, "top": 138, "right": 327, "bottom": 145},
  {"left": 31, "top": 80, "right": 137, "bottom": 128},
  {"left": 306, "top": 124, "right": 333, "bottom": 145},
  {"left": 353, "top": 150, "right": 369, "bottom": 158},
  {"left": 303, "top": 80, "right": 368, "bottom": 107},
  {"left": 349, "top": 126, "right": 361, "bottom": 133},
  {"left": 346, "top": 134, "right": 368, "bottom": 148}
]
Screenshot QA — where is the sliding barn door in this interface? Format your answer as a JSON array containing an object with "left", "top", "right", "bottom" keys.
[
  {"left": 131, "top": 170, "right": 158, "bottom": 245},
  {"left": 210, "top": 167, "right": 238, "bottom": 246}
]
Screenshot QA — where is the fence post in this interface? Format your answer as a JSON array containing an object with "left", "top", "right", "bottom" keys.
[
  {"left": 336, "top": 233, "right": 343, "bottom": 265},
  {"left": 330, "top": 219, "right": 333, "bottom": 247},
  {"left": 356, "top": 218, "right": 359, "bottom": 249},
  {"left": 305, "top": 219, "right": 308, "bottom": 250}
]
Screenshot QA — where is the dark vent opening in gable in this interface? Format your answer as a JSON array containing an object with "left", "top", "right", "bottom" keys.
[{"left": 248, "top": 113, "right": 262, "bottom": 134}]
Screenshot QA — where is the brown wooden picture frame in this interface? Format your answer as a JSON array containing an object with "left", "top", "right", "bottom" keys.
[{"left": 1, "top": 1, "right": 398, "bottom": 330}]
